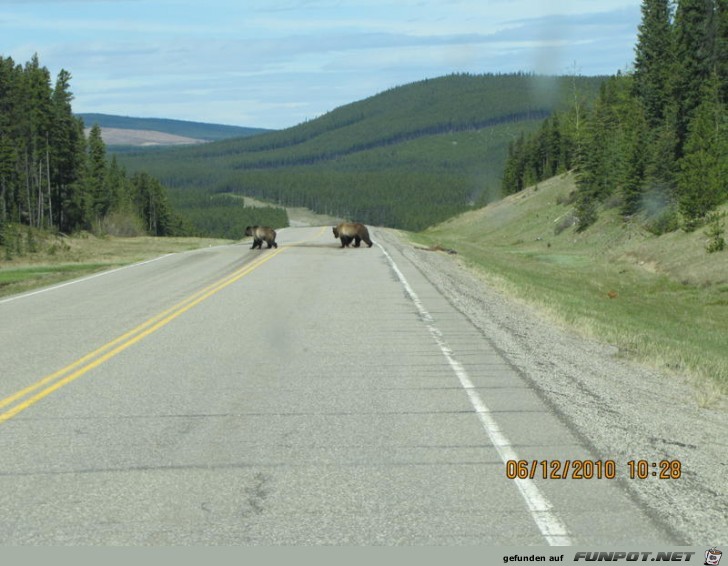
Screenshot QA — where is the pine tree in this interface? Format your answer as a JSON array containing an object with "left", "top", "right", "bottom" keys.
[
  {"left": 50, "top": 69, "right": 85, "bottom": 231},
  {"left": 717, "top": 0, "right": 728, "bottom": 102},
  {"left": 19, "top": 54, "right": 53, "bottom": 228},
  {"left": 673, "top": 0, "right": 718, "bottom": 155},
  {"left": 577, "top": 79, "right": 623, "bottom": 199},
  {"left": 0, "top": 57, "right": 23, "bottom": 225},
  {"left": 643, "top": 103, "right": 680, "bottom": 225},
  {"left": 621, "top": 100, "right": 650, "bottom": 217},
  {"left": 633, "top": 0, "right": 675, "bottom": 127},
  {"left": 546, "top": 113, "right": 563, "bottom": 177},
  {"left": 86, "top": 124, "right": 111, "bottom": 220},
  {"left": 0, "top": 134, "right": 15, "bottom": 237},
  {"left": 131, "top": 172, "right": 174, "bottom": 236},
  {"left": 501, "top": 134, "right": 526, "bottom": 195},
  {"left": 676, "top": 73, "right": 728, "bottom": 228}
]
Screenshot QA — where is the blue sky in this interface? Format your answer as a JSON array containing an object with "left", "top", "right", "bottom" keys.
[{"left": 1, "top": 0, "right": 640, "bottom": 129}]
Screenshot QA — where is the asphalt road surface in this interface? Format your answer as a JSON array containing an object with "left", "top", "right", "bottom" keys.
[{"left": 0, "top": 226, "right": 683, "bottom": 545}]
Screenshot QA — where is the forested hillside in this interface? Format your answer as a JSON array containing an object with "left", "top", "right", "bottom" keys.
[
  {"left": 119, "top": 73, "right": 606, "bottom": 231},
  {"left": 502, "top": 0, "right": 727, "bottom": 243}
]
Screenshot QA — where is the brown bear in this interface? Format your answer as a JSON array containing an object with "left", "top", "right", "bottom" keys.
[
  {"left": 332, "top": 222, "right": 373, "bottom": 248},
  {"left": 245, "top": 225, "right": 278, "bottom": 249}
]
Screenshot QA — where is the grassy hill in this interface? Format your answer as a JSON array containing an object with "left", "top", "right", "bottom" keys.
[
  {"left": 413, "top": 172, "right": 728, "bottom": 399},
  {"left": 118, "top": 73, "right": 606, "bottom": 232}
]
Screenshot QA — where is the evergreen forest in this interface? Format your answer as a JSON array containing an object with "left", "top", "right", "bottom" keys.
[
  {"left": 502, "top": 0, "right": 728, "bottom": 235},
  {"left": 0, "top": 54, "right": 287, "bottom": 245},
  {"left": 0, "top": 54, "right": 184, "bottom": 240}
]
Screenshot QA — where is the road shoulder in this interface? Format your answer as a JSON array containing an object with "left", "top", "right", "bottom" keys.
[{"left": 379, "top": 228, "right": 728, "bottom": 545}]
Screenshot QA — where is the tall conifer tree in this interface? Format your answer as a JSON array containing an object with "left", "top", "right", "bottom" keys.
[
  {"left": 673, "top": 0, "right": 717, "bottom": 154},
  {"left": 50, "top": 69, "right": 85, "bottom": 231},
  {"left": 633, "top": 0, "right": 674, "bottom": 127},
  {"left": 86, "top": 124, "right": 111, "bottom": 220},
  {"left": 676, "top": 73, "right": 728, "bottom": 227},
  {"left": 716, "top": 0, "right": 728, "bottom": 102}
]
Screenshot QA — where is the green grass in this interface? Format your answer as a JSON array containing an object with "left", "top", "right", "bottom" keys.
[
  {"left": 0, "top": 231, "right": 232, "bottom": 299},
  {"left": 0, "top": 263, "right": 120, "bottom": 297},
  {"left": 412, "top": 173, "right": 728, "bottom": 402},
  {"left": 0, "top": 263, "right": 110, "bottom": 283}
]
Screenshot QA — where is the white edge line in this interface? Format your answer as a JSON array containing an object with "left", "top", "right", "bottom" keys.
[
  {"left": 0, "top": 253, "right": 176, "bottom": 305},
  {"left": 376, "top": 242, "right": 574, "bottom": 546}
]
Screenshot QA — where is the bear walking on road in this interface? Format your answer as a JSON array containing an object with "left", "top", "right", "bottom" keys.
[
  {"left": 332, "top": 222, "right": 373, "bottom": 248},
  {"left": 245, "top": 225, "right": 278, "bottom": 249}
]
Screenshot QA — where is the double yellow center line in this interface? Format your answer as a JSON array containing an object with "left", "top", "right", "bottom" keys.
[{"left": 0, "top": 246, "right": 287, "bottom": 425}]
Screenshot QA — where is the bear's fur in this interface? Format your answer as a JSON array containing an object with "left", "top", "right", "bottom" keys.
[
  {"left": 245, "top": 225, "right": 278, "bottom": 249},
  {"left": 332, "top": 222, "right": 373, "bottom": 248}
]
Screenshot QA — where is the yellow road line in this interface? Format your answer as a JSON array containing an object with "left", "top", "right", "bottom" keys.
[
  {"left": 0, "top": 246, "right": 286, "bottom": 425},
  {"left": 280, "top": 225, "right": 327, "bottom": 246}
]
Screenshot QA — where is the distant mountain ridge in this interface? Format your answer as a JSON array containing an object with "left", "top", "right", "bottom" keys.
[{"left": 77, "top": 113, "right": 271, "bottom": 146}]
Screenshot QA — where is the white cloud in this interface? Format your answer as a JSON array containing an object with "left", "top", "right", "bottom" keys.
[{"left": 0, "top": 0, "right": 641, "bottom": 128}]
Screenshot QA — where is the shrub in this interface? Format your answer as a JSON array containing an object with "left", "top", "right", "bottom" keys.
[
  {"left": 645, "top": 207, "right": 679, "bottom": 236},
  {"left": 705, "top": 212, "right": 726, "bottom": 253},
  {"left": 94, "top": 210, "right": 147, "bottom": 238}
]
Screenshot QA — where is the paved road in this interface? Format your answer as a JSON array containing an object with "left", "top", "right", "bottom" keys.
[{"left": 0, "top": 226, "right": 680, "bottom": 545}]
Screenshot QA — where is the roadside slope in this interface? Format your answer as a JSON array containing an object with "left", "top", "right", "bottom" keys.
[{"left": 415, "top": 173, "right": 728, "bottom": 395}]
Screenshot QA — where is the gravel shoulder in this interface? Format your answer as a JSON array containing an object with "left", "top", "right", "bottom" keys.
[{"left": 381, "top": 228, "right": 728, "bottom": 545}]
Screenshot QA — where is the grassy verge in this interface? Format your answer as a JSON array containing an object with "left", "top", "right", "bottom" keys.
[
  {"left": 412, "top": 173, "right": 728, "bottom": 401},
  {"left": 0, "top": 230, "right": 232, "bottom": 299}
]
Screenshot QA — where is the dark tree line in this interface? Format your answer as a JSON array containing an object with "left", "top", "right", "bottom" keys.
[
  {"left": 171, "top": 190, "right": 288, "bottom": 240},
  {"left": 501, "top": 112, "right": 578, "bottom": 194},
  {"left": 501, "top": 0, "right": 728, "bottom": 232},
  {"left": 0, "top": 54, "right": 181, "bottom": 244}
]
